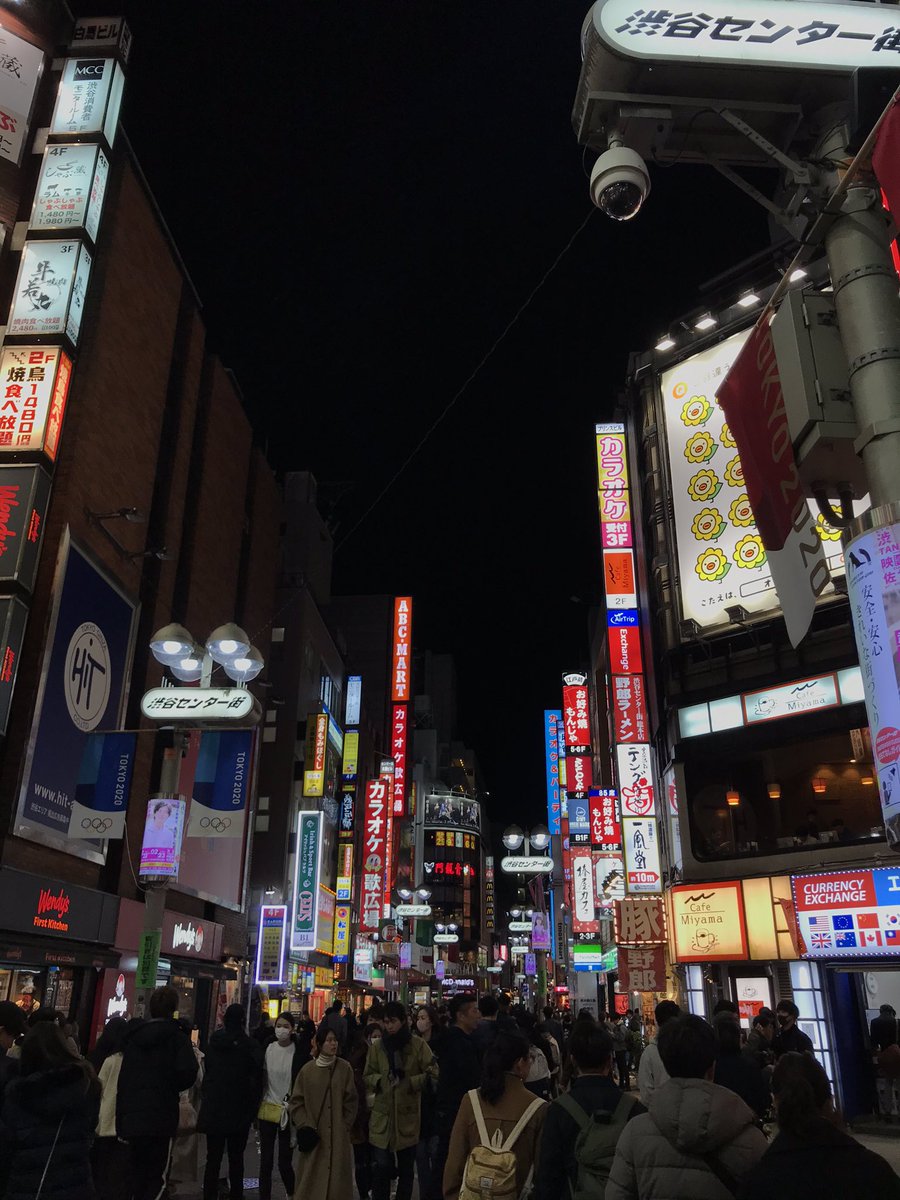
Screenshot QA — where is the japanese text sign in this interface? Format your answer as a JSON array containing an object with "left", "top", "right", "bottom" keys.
[
  {"left": 568, "top": 795, "right": 591, "bottom": 846},
  {"left": 670, "top": 880, "right": 748, "bottom": 961},
  {"left": 336, "top": 842, "right": 354, "bottom": 901},
  {"left": 844, "top": 521, "right": 900, "bottom": 837},
  {"left": 595, "top": 0, "right": 900, "bottom": 73},
  {"left": 361, "top": 780, "right": 387, "bottom": 933},
  {"left": 616, "top": 743, "right": 657, "bottom": 816},
  {"left": 391, "top": 596, "right": 412, "bottom": 702},
  {"left": 333, "top": 904, "right": 351, "bottom": 962},
  {"left": 0, "top": 27, "right": 44, "bottom": 166},
  {"left": 392, "top": 703, "right": 408, "bottom": 815},
  {"left": 617, "top": 944, "right": 666, "bottom": 992},
  {"left": 30, "top": 144, "right": 109, "bottom": 243},
  {"left": 623, "top": 817, "right": 661, "bottom": 894},
  {"left": 345, "top": 674, "right": 362, "bottom": 726},
  {"left": 291, "top": 811, "right": 322, "bottom": 951},
  {"left": 596, "top": 423, "right": 633, "bottom": 548},
  {"left": 544, "top": 710, "right": 562, "bottom": 834},
  {"left": 255, "top": 905, "right": 287, "bottom": 984},
  {"left": 8, "top": 240, "right": 91, "bottom": 343},
  {"left": 50, "top": 56, "right": 125, "bottom": 146},
  {"left": 571, "top": 850, "right": 600, "bottom": 932},
  {"left": 567, "top": 753, "right": 593, "bottom": 800},
  {"left": 563, "top": 679, "right": 591, "bottom": 753},
  {"left": 608, "top": 621, "right": 643, "bottom": 675},
  {"left": 73, "top": 17, "right": 132, "bottom": 62},
  {"left": 793, "top": 868, "right": 900, "bottom": 958},
  {"left": 615, "top": 896, "right": 667, "bottom": 945},
  {"left": 612, "top": 674, "right": 649, "bottom": 743},
  {"left": 604, "top": 549, "right": 637, "bottom": 609},
  {"left": 590, "top": 788, "right": 621, "bottom": 851},
  {"left": 0, "top": 347, "right": 71, "bottom": 461},
  {"left": 302, "top": 712, "right": 327, "bottom": 798}
]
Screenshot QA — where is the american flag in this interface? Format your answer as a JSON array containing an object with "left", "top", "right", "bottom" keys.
[
  {"left": 807, "top": 915, "right": 832, "bottom": 931},
  {"left": 811, "top": 931, "right": 832, "bottom": 949}
]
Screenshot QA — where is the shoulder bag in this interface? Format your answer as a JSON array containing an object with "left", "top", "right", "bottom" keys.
[
  {"left": 295, "top": 1064, "right": 334, "bottom": 1153},
  {"left": 35, "top": 1116, "right": 64, "bottom": 1200}
]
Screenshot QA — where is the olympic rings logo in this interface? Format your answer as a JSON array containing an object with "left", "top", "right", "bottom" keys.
[
  {"left": 199, "top": 816, "right": 231, "bottom": 831},
  {"left": 81, "top": 817, "right": 114, "bottom": 832}
]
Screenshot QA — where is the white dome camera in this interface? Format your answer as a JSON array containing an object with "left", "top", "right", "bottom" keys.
[{"left": 590, "top": 144, "right": 650, "bottom": 221}]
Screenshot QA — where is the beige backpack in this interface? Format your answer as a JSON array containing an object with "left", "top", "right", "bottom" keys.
[{"left": 459, "top": 1088, "right": 545, "bottom": 1200}]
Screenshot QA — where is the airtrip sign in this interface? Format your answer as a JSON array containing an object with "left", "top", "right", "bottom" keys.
[{"left": 593, "top": 0, "right": 900, "bottom": 72}]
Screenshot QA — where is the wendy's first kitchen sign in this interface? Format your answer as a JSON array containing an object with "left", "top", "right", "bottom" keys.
[{"left": 0, "top": 867, "right": 118, "bottom": 943}]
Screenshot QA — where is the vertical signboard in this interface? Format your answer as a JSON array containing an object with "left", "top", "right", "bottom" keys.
[
  {"left": 30, "top": 143, "right": 109, "bottom": 241},
  {"left": 544, "top": 710, "right": 562, "bottom": 834},
  {"left": 0, "top": 596, "right": 29, "bottom": 735},
  {"left": 302, "top": 712, "right": 327, "bottom": 797},
  {"left": 391, "top": 596, "right": 412, "bottom": 702},
  {"left": 186, "top": 729, "right": 252, "bottom": 839},
  {"left": 67, "top": 730, "right": 136, "bottom": 839},
  {"left": 391, "top": 703, "right": 408, "bottom": 816},
  {"left": 138, "top": 797, "right": 185, "bottom": 879},
  {"left": 623, "top": 818, "right": 662, "bottom": 894},
  {"left": 7, "top": 239, "right": 92, "bottom": 342},
  {"left": 16, "top": 535, "right": 138, "bottom": 863},
  {"left": 360, "top": 780, "right": 387, "bottom": 933},
  {"left": 49, "top": 56, "right": 125, "bottom": 144},
  {"left": 291, "top": 810, "right": 323, "bottom": 951},
  {"left": 0, "top": 28, "right": 45, "bottom": 166},
  {"left": 0, "top": 346, "right": 72, "bottom": 459},
  {"left": 844, "top": 520, "right": 900, "bottom": 843},
  {"left": 345, "top": 675, "right": 362, "bottom": 726},
  {"left": 0, "top": 465, "right": 52, "bottom": 593},
  {"left": 333, "top": 904, "right": 351, "bottom": 962},
  {"left": 256, "top": 905, "right": 287, "bottom": 984}
]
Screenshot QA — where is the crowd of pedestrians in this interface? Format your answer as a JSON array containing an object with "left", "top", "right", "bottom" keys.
[{"left": 2, "top": 989, "right": 900, "bottom": 1199}]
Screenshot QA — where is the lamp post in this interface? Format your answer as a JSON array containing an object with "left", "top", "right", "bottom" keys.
[
  {"left": 135, "top": 621, "right": 263, "bottom": 1014},
  {"left": 501, "top": 823, "right": 552, "bottom": 1010}
]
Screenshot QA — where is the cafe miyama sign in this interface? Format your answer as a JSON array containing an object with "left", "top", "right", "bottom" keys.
[{"left": 592, "top": 0, "right": 900, "bottom": 72}]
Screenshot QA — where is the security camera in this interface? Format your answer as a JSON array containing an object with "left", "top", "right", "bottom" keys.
[{"left": 589, "top": 145, "right": 650, "bottom": 221}]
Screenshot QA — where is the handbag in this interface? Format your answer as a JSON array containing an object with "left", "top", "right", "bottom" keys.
[
  {"left": 257, "top": 1099, "right": 285, "bottom": 1124},
  {"left": 177, "top": 1093, "right": 197, "bottom": 1135},
  {"left": 295, "top": 1065, "right": 334, "bottom": 1153},
  {"left": 878, "top": 1020, "right": 900, "bottom": 1078}
]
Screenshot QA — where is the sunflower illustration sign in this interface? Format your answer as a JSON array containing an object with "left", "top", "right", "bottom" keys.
[{"left": 661, "top": 331, "right": 851, "bottom": 634}]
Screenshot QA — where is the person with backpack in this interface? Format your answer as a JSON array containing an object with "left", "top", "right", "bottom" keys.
[
  {"left": 606, "top": 1015, "right": 766, "bottom": 1199},
  {"left": 535, "top": 1021, "right": 644, "bottom": 1200},
  {"left": 443, "top": 1030, "right": 547, "bottom": 1200}
]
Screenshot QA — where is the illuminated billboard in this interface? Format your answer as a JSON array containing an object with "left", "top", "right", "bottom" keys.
[
  {"left": 391, "top": 596, "right": 412, "bottom": 702},
  {"left": 0, "top": 347, "right": 72, "bottom": 460},
  {"left": 139, "top": 797, "right": 185, "bottom": 879}
]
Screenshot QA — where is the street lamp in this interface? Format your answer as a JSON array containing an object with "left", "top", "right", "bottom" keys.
[
  {"left": 150, "top": 621, "right": 263, "bottom": 686},
  {"left": 502, "top": 825, "right": 524, "bottom": 851},
  {"left": 529, "top": 824, "right": 551, "bottom": 851}
]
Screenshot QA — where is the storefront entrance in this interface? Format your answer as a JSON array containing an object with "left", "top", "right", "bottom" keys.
[{"left": 827, "top": 963, "right": 900, "bottom": 1125}]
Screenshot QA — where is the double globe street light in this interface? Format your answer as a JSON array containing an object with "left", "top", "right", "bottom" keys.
[{"left": 149, "top": 621, "right": 265, "bottom": 685}]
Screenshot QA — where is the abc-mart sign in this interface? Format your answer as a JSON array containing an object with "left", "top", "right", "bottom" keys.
[{"left": 592, "top": 0, "right": 900, "bottom": 72}]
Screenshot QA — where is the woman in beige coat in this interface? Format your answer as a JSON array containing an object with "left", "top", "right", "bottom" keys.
[
  {"left": 289, "top": 1027, "right": 358, "bottom": 1200},
  {"left": 443, "top": 1030, "right": 547, "bottom": 1200}
]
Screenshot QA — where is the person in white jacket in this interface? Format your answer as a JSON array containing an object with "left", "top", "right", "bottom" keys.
[
  {"left": 637, "top": 1000, "right": 680, "bottom": 1107},
  {"left": 608, "top": 1014, "right": 767, "bottom": 1200}
]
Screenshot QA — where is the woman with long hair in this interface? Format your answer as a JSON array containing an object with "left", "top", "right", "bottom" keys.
[
  {"left": 740, "top": 1051, "right": 900, "bottom": 1199},
  {"left": 289, "top": 1027, "right": 358, "bottom": 1200},
  {"left": 91, "top": 1017, "right": 131, "bottom": 1200},
  {"left": 0, "top": 1022, "right": 101, "bottom": 1200},
  {"left": 442, "top": 1031, "right": 547, "bottom": 1200},
  {"left": 516, "top": 1011, "right": 555, "bottom": 1100}
]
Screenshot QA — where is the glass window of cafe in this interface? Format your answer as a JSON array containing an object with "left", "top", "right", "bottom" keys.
[{"left": 683, "top": 715, "right": 883, "bottom": 862}]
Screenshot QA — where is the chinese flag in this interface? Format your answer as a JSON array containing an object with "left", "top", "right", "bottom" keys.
[
  {"left": 873, "top": 97, "right": 900, "bottom": 224},
  {"left": 856, "top": 911, "right": 880, "bottom": 929}
]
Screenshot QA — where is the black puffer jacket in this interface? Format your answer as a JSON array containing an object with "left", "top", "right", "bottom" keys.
[
  {"left": 116, "top": 1018, "right": 198, "bottom": 1139},
  {"left": 0, "top": 1063, "right": 101, "bottom": 1200},
  {"left": 197, "top": 1028, "right": 264, "bottom": 1134}
]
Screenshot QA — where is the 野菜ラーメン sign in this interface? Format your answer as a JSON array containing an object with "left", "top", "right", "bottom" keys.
[
  {"left": 669, "top": 880, "right": 749, "bottom": 962},
  {"left": 793, "top": 868, "right": 900, "bottom": 958}
]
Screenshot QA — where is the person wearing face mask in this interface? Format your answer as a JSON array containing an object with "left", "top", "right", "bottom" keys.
[
  {"left": 289, "top": 1028, "right": 358, "bottom": 1200},
  {"left": 442, "top": 1031, "right": 547, "bottom": 1200},
  {"left": 414, "top": 1006, "right": 446, "bottom": 1198},
  {"left": 257, "top": 1013, "right": 305, "bottom": 1200},
  {"left": 772, "top": 1000, "right": 814, "bottom": 1059}
]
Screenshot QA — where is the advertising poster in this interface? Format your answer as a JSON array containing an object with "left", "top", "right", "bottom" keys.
[
  {"left": 255, "top": 905, "right": 287, "bottom": 984},
  {"left": 302, "top": 712, "right": 327, "bottom": 797},
  {"left": 596, "top": 424, "right": 632, "bottom": 548},
  {"left": 8, "top": 240, "right": 91, "bottom": 341},
  {"left": 423, "top": 793, "right": 481, "bottom": 830},
  {"left": 0, "top": 346, "right": 72, "bottom": 459},
  {"left": 50, "top": 56, "right": 124, "bottom": 141},
  {"left": 845, "top": 521, "right": 900, "bottom": 839},
  {"left": 345, "top": 675, "right": 362, "bottom": 726},
  {"left": 604, "top": 549, "right": 637, "bottom": 609},
  {"left": 292, "top": 811, "right": 323, "bottom": 951},
  {"left": 391, "top": 703, "right": 408, "bottom": 815},
  {"left": 68, "top": 730, "right": 136, "bottom": 839},
  {"left": 612, "top": 674, "right": 649, "bottom": 744},
  {"left": 571, "top": 851, "right": 600, "bottom": 932},
  {"left": 590, "top": 789, "right": 621, "bottom": 851},
  {"left": 0, "top": 27, "right": 44, "bottom": 165},
  {"left": 660, "top": 331, "right": 848, "bottom": 635},
  {"left": 670, "top": 880, "right": 749, "bottom": 962},
  {"left": 623, "top": 817, "right": 662, "bottom": 894},
  {"left": 0, "top": 464, "right": 51, "bottom": 592},
  {"left": 568, "top": 794, "right": 591, "bottom": 846},
  {"left": 531, "top": 909, "right": 551, "bottom": 951},
  {"left": 16, "top": 534, "right": 138, "bottom": 863},
  {"left": 333, "top": 905, "right": 351, "bottom": 962},
  {"left": 616, "top": 743, "right": 656, "bottom": 817},
  {"left": 562, "top": 680, "right": 591, "bottom": 752},
  {"left": 186, "top": 729, "right": 252, "bottom": 838},
  {"left": 793, "top": 868, "right": 900, "bottom": 959},
  {"left": 139, "top": 797, "right": 185, "bottom": 878}
]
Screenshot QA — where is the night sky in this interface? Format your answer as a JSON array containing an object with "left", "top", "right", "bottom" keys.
[{"left": 73, "top": 1, "right": 768, "bottom": 826}]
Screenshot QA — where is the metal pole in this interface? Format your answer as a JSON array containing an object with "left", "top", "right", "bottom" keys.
[
  {"left": 824, "top": 185, "right": 900, "bottom": 510},
  {"left": 135, "top": 738, "right": 185, "bottom": 1016}
]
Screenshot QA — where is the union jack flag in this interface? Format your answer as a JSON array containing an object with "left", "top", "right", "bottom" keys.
[{"left": 811, "top": 931, "right": 832, "bottom": 949}]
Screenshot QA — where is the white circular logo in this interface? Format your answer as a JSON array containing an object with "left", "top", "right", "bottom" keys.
[{"left": 64, "top": 622, "right": 111, "bottom": 731}]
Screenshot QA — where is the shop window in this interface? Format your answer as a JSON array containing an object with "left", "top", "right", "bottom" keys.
[
  {"left": 789, "top": 960, "right": 834, "bottom": 1086},
  {"left": 686, "top": 964, "right": 707, "bottom": 1017},
  {"left": 685, "top": 727, "right": 883, "bottom": 862}
]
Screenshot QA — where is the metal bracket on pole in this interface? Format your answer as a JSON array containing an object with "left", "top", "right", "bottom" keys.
[
  {"left": 709, "top": 160, "right": 791, "bottom": 220},
  {"left": 716, "top": 108, "right": 810, "bottom": 182},
  {"left": 854, "top": 417, "right": 900, "bottom": 456}
]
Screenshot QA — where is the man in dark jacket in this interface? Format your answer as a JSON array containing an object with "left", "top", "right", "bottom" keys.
[
  {"left": 535, "top": 1021, "right": 644, "bottom": 1200},
  {"left": 472, "top": 993, "right": 500, "bottom": 1058},
  {"left": 713, "top": 1012, "right": 770, "bottom": 1118},
  {"left": 198, "top": 1003, "right": 264, "bottom": 1200},
  {"left": 426, "top": 992, "right": 481, "bottom": 1200},
  {"left": 0, "top": 1000, "right": 25, "bottom": 1089},
  {"left": 772, "top": 1000, "right": 814, "bottom": 1058},
  {"left": 117, "top": 985, "right": 199, "bottom": 1200}
]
